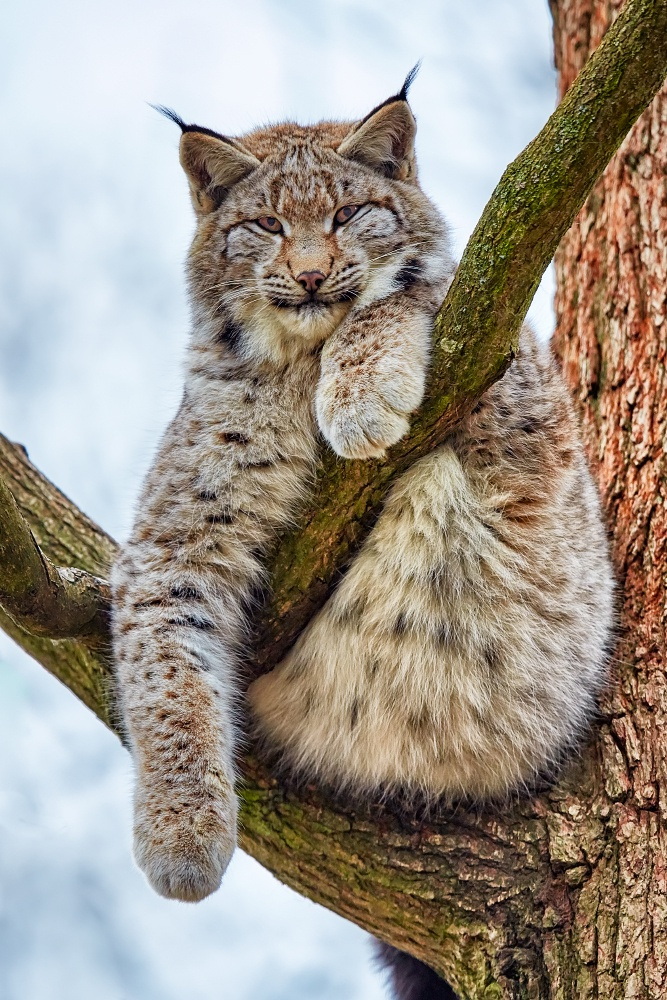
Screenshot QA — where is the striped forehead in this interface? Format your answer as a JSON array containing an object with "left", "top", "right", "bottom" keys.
[{"left": 265, "top": 144, "right": 343, "bottom": 218}]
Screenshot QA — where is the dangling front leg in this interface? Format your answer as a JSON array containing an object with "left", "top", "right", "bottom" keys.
[
  {"left": 113, "top": 361, "right": 318, "bottom": 901},
  {"left": 113, "top": 534, "right": 241, "bottom": 902}
]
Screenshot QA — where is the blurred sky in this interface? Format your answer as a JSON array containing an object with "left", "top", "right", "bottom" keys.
[{"left": 0, "top": 2, "right": 557, "bottom": 997}]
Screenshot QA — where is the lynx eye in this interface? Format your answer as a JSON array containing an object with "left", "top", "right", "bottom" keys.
[
  {"left": 334, "top": 204, "right": 360, "bottom": 227},
  {"left": 256, "top": 216, "right": 283, "bottom": 234}
]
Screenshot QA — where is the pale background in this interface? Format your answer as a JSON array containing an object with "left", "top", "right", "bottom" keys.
[{"left": 0, "top": 2, "right": 557, "bottom": 997}]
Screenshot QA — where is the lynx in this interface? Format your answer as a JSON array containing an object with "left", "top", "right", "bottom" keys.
[{"left": 111, "top": 71, "right": 613, "bottom": 999}]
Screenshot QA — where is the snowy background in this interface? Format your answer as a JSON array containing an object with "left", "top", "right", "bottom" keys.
[{"left": 0, "top": 1, "right": 557, "bottom": 997}]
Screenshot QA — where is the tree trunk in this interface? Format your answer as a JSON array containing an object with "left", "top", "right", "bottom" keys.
[
  {"left": 549, "top": 2, "right": 667, "bottom": 992},
  {"left": 1, "top": 2, "right": 667, "bottom": 997}
]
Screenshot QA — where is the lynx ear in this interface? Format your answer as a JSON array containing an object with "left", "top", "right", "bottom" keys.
[
  {"left": 337, "top": 68, "right": 419, "bottom": 181},
  {"left": 153, "top": 107, "right": 260, "bottom": 216}
]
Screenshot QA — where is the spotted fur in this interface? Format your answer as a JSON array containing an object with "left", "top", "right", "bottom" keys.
[{"left": 112, "top": 85, "right": 613, "bottom": 911}]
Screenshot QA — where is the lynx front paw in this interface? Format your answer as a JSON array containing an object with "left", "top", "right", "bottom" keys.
[
  {"left": 318, "top": 394, "right": 410, "bottom": 460},
  {"left": 316, "top": 361, "right": 425, "bottom": 460},
  {"left": 133, "top": 772, "right": 238, "bottom": 902}
]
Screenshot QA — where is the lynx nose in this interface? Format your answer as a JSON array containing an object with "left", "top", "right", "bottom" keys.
[{"left": 295, "top": 270, "right": 326, "bottom": 293}]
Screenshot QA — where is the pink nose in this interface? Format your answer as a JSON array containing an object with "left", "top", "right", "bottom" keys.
[{"left": 296, "top": 270, "right": 326, "bottom": 293}]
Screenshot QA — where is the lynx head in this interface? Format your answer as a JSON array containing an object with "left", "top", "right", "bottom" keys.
[{"left": 160, "top": 68, "right": 450, "bottom": 362}]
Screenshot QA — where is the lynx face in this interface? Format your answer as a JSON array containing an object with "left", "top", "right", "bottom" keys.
[
  {"left": 219, "top": 153, "right": 409, "bottom": 352},
  {"left": 173, "top": 100, "right": 448, "bottom": 362}
]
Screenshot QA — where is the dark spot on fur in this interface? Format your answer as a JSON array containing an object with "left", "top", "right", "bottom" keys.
[
  {"left": 481, "top": 520, "right": 504, "bottom": 543},
  {"left": 407, "top": 709, "right": 431, "bottom": 735},
  {"left": 197, "top": 489, "right": 218, "bottom": 502},
  {"left": 394, "top": 257, "right": 423, "bottom": 290},
  {"left": 217, "top": 320, "right": 244, "bottom": 351},
  {"left": 483, "top": 644, "right": 501, "bottom": 671},
  {"left": 132, "top": 597, "right": 167, "bottom": 610},
  {"left": 203, "top": 361, "right": 257, "bottom": 382},
  {"left": 206, "top": 512, "right": 235, "bottom": 525},
  {"left": 519, "top": 417, "right": 540, "bottom": 435},
  {"left": 118, "top": 620, "right": 139, "bottom": 635},
  {"left": 284, "top": 656, "right": 306, "bottom": 679},
  {"left": 435, "top": 624, "right": 452, "bottom": 647},
  {"left": 350, "top": 699, "right": 360, "bottom": 730},
  {"left": 239, "top": 458, "right": 274, "bottom": 470},
  {"left": 169, "top": 585, "right": 202, "bottom": 601},
  {"left": 167, "top": 615, "right": 216, "bottom": 632},
  {"left": 303, "top": 691, "right": 315, "bottom": 716},
  {"left": 219, "top": 431, "right": 250, "bottom": 444},
  {"left": 367, "top": 658, "right": 380, "bottom": 679},
  {"left": 393, "top": 612, "right": 408, "bottom": 635}
]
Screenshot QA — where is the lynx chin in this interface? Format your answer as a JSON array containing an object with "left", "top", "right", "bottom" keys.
[{"left": 111, "top": 72, "right": 614, "bottom": 918}]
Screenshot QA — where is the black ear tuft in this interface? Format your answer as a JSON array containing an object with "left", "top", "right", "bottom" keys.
[
  {"left": 150, "top": 104, "right": 186, "bottom": 130},
  {"left": 398, "top": 62, "right": 421, "bottom": 102},
  {"left": 149, "top": 104, "right": 229, "bottom": 142},
  {"left": 357, "top": 63, "right": 421, "bottom": 127}
]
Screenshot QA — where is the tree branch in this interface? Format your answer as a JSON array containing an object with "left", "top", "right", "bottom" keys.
[{"left": 0, "top": 437, "right": 116, "bottom": 724}]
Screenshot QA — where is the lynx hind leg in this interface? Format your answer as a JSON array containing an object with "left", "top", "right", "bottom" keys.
[
  {"left": 248, "top": 605, "right": 369, "bottom": 788},
  {"left": 249, "top": 446, "right": 509, "bottom": 797},
  {"left": 249, "top": 439, "right": 612, "bottom": 801}
]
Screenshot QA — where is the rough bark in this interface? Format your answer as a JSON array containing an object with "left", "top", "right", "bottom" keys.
[
  {"left": 1, "top": 0, "right": 667, "bottom": 996},
  {"left": 550, "top": 0, "right": 667, "bottom": 994}
]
